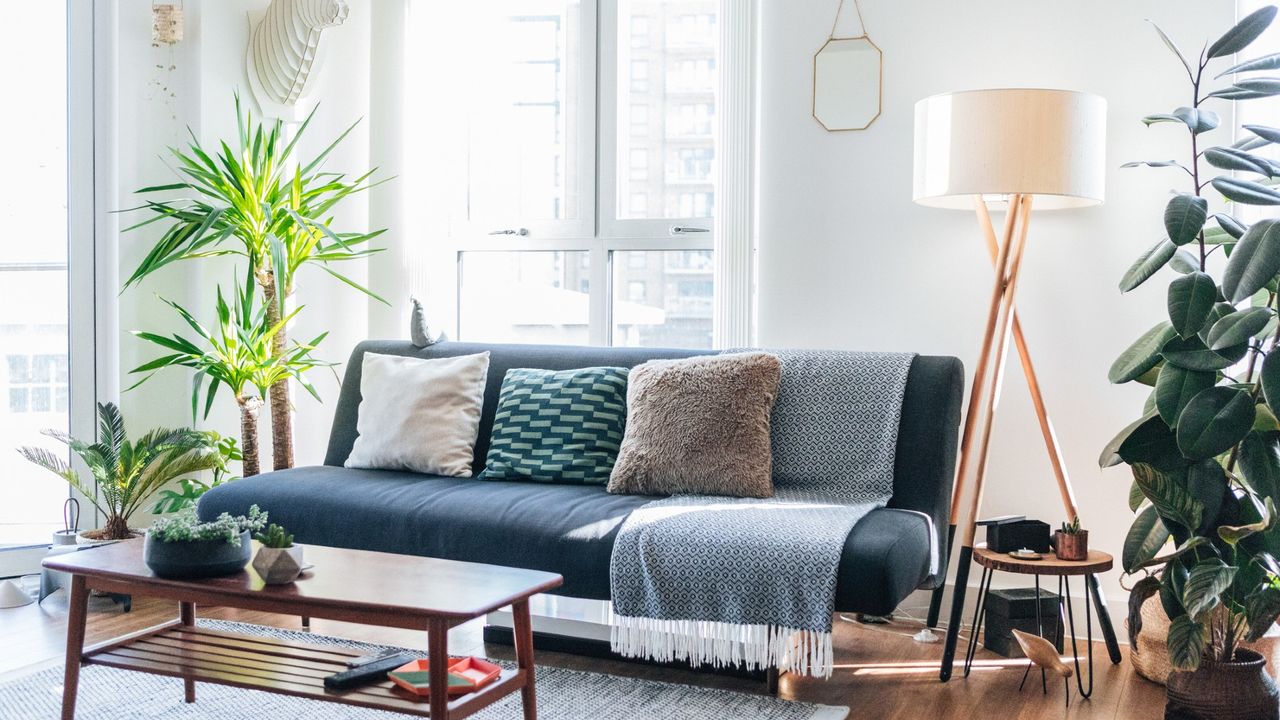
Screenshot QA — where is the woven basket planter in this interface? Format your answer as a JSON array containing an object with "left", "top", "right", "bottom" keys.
[{"left": 1129, "top": 592, "right": 1173, "bottom": 685}]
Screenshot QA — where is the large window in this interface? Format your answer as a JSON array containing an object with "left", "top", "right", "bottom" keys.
[
  {"left": 414, "top": 0, "right": 718, "bottom": 349},
  {"left": 1, "top": 2, "right": 73, "bottom": 542}
]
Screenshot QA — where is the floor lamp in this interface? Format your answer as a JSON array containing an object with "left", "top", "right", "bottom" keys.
[{"left": 909, "top": 89, "right": 1117, "bottom": 682}]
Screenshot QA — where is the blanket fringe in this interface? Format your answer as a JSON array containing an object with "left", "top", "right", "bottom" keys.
[{"left": 609, "top": 614, "right": 835, "bottom": 679}]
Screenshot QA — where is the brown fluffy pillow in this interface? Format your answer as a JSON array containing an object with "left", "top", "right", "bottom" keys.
[{"left": 607, "top": 352, "right": 782, "bottom": 498}]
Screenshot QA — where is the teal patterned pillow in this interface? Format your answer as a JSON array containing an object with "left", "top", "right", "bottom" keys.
[{"left": 479, "top": 367, "right": 629, "bottom": 484}]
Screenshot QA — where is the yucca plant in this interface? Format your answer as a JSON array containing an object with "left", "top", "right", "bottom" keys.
[
  {"left": 16, "top": 402, "right": 220, "bottom": 540},
  {"left": 130, "top": 277, "right": 330, "bottom": 477},
  {"left": 123, "top": 93, "right": 385, "bottom": 472},
  {"left": 1105, "top": 6, "right": 1280, "bottom": 671}
]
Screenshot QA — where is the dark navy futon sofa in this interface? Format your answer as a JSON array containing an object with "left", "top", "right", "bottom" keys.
[{"left": 199, "top": 340, "right": 963, "bottom": 618}]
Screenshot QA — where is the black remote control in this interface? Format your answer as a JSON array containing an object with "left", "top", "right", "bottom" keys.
[
  {"left": 324, "top": 652, "right": 419, "bottom": 690},
  {"left": 347, "top": 650, "right": 398, "bottom": 668}
]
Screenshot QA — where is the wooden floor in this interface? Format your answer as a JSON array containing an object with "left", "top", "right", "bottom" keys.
[{"left": 0, "top": 588, "right": 1232, "bottom": 719}]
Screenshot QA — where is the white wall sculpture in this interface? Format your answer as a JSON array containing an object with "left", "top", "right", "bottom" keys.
[{"left": 246, "top": 0, "right": 349, "bottom": 120}]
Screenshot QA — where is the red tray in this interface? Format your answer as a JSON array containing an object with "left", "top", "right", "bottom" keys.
[{"left": 388, "top": 657, "right": 502, "bottom": 698}]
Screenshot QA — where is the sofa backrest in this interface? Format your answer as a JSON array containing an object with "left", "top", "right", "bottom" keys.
[{"left": 324, "top": 341, "right": 963, "bottom": 576}]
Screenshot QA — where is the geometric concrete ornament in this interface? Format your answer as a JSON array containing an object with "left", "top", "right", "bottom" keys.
[
  {"left": 246, "top": 0, "right": 349, "bottom": 121},
  {"left": 252, "top": 545, "right": 305, "bottom": 585},
  {"left": 813, "top": 0, "right": 882, "bottom": 131}
]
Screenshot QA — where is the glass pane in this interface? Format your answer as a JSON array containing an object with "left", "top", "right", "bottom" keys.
[
  {"left": 460, "top": 252, "right": 591, "bottom": 344},
  {"left": 0, "top": 2, "right": 69, "bottom": 542},
  {"left": 445, "top": 1, "right": 584, "bottom": 224},
  {"left": 612, "top": 251, "right": 713, "bottom": 348},
  {"left": 616, "top": 0, "right": 717, "bottom": 220}
]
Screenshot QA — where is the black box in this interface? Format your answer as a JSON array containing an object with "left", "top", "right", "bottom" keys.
[
  {"left": 983, "top": 587, "right": 1063, "bottom": 658},
  {"left": 984, "top": 615, "right": 1065, "bottom": 658},
  {"left": 986, "top": 586, "right": 1059, "bottom": 619},
  {"left": 986, "top": 520, "right": 1051, "bottom": 553}
]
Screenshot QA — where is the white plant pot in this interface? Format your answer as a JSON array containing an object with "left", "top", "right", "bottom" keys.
[{"left": 252, "top": 545, "right": 305, "bottom": 585}]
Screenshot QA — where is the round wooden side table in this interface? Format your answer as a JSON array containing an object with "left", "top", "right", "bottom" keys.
[{"left": 963, "top": 545, "right": 1115, "bottom": 702}]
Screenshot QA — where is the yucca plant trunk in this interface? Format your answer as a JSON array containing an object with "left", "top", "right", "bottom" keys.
[
  {"left": 239, "top": 395, "right": 263, "bottom": 477},
  {"left": 261, "top": 274, "right": 294, "bottom": 471}
]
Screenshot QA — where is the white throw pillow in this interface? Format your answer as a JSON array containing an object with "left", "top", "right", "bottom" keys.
[{"left": 345, "top": 351, "right": 491, "bottom": 477}]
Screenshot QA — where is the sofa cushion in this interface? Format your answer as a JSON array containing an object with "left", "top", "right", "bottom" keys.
[
  {"left": 198, "top": 467, "right": 934, "bottom": 612},
  {"left": 199, "top": 466, "right": 655, "bottom": 599},
  {"left": 608, "top": 352, "right": 782, "bottom": 498},
  {"left": 478, "top": 366, "right": 630, "bottom": 485},
  {"left": 344, "top": 352, "right": 490, "bottom": 477}
]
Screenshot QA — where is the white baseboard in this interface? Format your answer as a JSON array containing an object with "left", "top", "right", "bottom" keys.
[{"left": 0, "top": 544, "right": 49, "bottom": 580}]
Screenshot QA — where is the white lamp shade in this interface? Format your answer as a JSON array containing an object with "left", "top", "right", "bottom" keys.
[{"left": 912, "top": 88, "right": 1107, "bottom": 210}]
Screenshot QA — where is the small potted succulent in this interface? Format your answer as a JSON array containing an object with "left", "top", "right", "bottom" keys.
[
  {"left": 251, "top": 523, "right": 305, "bottom": 585},
  {"left": 1053, "top": 516, "right": 1088, "bottom": 561},
  {"left": 144, "top": 505, "right": 267, "bottom": 579}
]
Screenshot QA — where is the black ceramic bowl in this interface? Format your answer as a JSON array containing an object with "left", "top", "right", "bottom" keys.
[{"left": 143, "top": 529, "right": 252, "bottom": 579}]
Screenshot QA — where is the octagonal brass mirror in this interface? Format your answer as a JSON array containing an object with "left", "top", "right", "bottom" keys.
[{"left": 812, "top": 36, "right": 882, "bottom": 132}]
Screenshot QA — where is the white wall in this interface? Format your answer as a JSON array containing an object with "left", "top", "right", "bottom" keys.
[
  {"left": 114, "top": 0, "right": 372, "bottom": 482},
  {"left": 757, "top": 0, "right": 1238, "bottom": 603}
]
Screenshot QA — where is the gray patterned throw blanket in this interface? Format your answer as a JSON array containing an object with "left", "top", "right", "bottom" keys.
[{"left": 609, "top": 350, "right": 916, "bottom": 678}]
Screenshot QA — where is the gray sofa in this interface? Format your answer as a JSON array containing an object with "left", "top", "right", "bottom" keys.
[{"left": 199, "top": 340, "right": 963, "bottom": 617}]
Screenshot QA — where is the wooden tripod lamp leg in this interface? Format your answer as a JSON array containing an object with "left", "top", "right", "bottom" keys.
[
  {"left": 939, "top": 194, "right": 1030, "bottom": 680},
  {"left": 925, "top": 195, "right": 1084, "bottom": 631},
  {"left": 973, "top": 198, "right": 1079, "bottom": 520},
  {"left": 927, "top": 197, "right": 1024, "bottom": 630}
]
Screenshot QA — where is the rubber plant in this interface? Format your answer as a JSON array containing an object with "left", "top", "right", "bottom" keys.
[
  {"left": 1105, "top": 6, "right": 1280, "bottom": 671},
  {"left": 122, "top": 93, "right": 385, "bottom": 472},
  {"left": 16, "top": 402, "right": 220, "bottom": 540},
  {"left": 130, "top": 277, "right": 330, "bottom": 477}
]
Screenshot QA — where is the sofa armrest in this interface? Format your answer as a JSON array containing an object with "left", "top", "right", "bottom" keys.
[{"left": 887, "top": 355, "right": 964, "bottom": 588}]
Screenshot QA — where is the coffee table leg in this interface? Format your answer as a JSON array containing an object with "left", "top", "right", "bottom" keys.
[
  {"left": 180, "top": 602, "right": 196, "bottom": 702},
  {"left": 513, "top": 599, "right": 537, "bottom": 720},
  {"left": 61, "top": 574, "right": 89, "bottom": 720},
  {"left": 429, "top": 618, "right": 450, "bottom": 720}
]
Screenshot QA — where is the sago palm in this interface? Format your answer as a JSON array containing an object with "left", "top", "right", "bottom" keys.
[
  {"left": 17, "top": 402, "right": 220, "bottom": 540},
  {"left": 130, "top": 278, "right": 330, "bottom": 476},
  {"left": 123, "top": 93, "right": 384, "bottom": 471}
]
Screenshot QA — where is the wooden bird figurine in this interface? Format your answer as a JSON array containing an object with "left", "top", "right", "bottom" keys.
[{"left": 1012, "top": 629, "right": 1074, "bottom": 707}]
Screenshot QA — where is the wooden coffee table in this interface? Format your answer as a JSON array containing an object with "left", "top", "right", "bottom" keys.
[{"left": 43, "top": 539, "right": 563, "bottom": 720}]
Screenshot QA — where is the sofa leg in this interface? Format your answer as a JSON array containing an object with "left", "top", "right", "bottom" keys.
[
  {"left": 301, "top": 615, "right": 311, "bottom": 632},
  {"left": 766, "top": 667, "right": 780, "bottom": 695}
]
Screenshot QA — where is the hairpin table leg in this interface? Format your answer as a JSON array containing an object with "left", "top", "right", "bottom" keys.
[{"left": 962, "top": 566, "right": 994, "bottom": 678}]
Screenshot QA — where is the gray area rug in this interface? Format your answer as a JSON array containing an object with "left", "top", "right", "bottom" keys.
[{"left": 0, "top": 620, "right": 848, "bottom": 720}]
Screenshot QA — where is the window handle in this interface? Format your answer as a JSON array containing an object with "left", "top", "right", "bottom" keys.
[
  {"left": 489, "top": 228, "right": 530, "bottom": 236},
  {"left": 669, "top": 226, "right": 709, "bottom": 235}
]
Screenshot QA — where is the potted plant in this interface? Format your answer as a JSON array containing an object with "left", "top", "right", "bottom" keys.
[
  {"left": 144, "top": 505, "right": 267, "bottom": 579},
  {"left": 1103, "top": 6, "right": 1280, "bottom": 718},
  {"left": 252, "top": 522, "right": 304, "bottom": 584},
  {"left": 1053, "top": 516, "right": 1089, "bottom": 561},
  {"left": 131, "top": 277, "right": 330, "bottom": 477},
  {"left": 16, "top": 402, "right": 220, "bottom": 540},
  {"left": 123, "top": 93, "right": 385, "bottom": 472}
]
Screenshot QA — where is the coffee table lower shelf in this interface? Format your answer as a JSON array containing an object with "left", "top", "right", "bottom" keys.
[{"left": 83, "top": 623, "right": 523, "bottom": 717}]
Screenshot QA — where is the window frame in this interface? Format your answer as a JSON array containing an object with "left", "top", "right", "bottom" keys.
[{"left": 450, "top": 0, "right": 716, "bottom": 348}]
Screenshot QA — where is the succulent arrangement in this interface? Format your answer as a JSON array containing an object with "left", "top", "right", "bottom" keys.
[
  {"left": 255, "top": 523, "right": 294, "bottom": 549},
  {"left": 149, "top": 505, "right": 268, "bottom": 546},
  {"left": 1060, "top": 516, "right": 1084, "bottom": 535}
]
